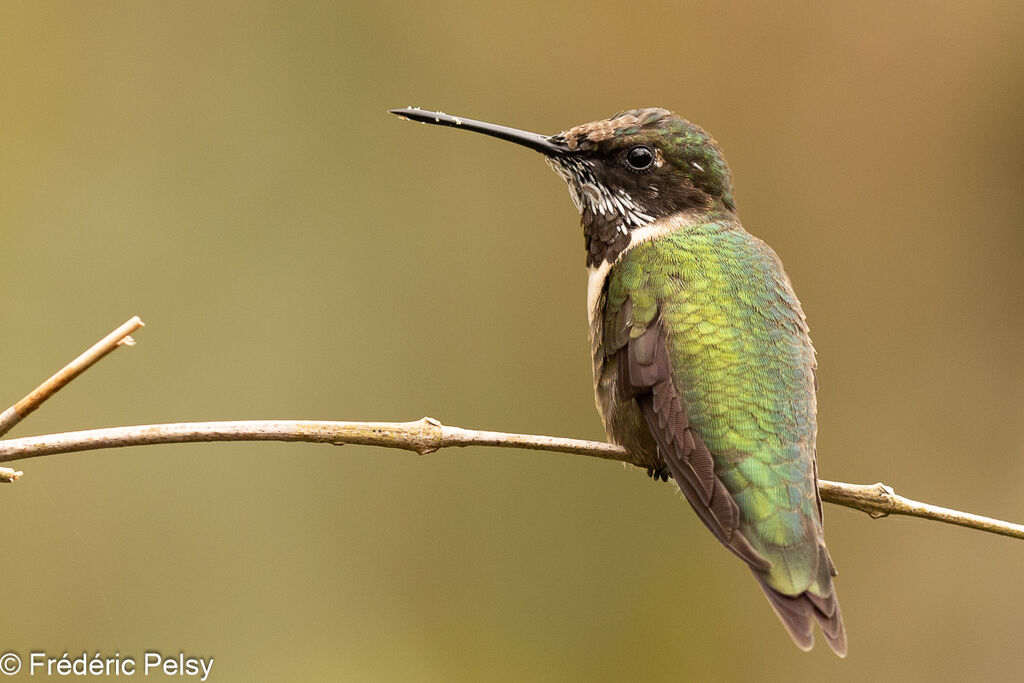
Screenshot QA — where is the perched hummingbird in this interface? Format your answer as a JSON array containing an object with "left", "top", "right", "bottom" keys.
[{"left": 389, "top": 106, "right": 846, "bottom": 656}]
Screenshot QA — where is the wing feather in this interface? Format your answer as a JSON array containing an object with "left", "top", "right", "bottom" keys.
[
  {"left": 614, "top": 309, "right": 847, "bottom": 656},
  {"left": 616, "top": 315, "right": 770, "bottom": 571}
]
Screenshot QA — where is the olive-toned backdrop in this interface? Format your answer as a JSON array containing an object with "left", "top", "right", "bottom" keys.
[{"left": 2, "top": 2, "right": 1023, "bottom": 681}]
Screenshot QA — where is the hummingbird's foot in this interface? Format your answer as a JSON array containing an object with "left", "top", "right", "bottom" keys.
[{"left": 646, "top": 466, "right": 670, "bottom": 482}]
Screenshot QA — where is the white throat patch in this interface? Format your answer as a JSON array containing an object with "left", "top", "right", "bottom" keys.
[{"left": 546, "top": 156, "right": 654, "bottom": 233}]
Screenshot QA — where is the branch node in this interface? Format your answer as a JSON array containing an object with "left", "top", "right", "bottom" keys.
[
  {"left": 875, "top": 482, "right": 896, "bottom": 496},
  {"left": 412, "top": 416, "right": 443, "bottom": 455}
]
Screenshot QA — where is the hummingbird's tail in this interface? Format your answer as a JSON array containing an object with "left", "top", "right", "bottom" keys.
[{"left": 753, "top": 572, "right": 847, "bottom": 657}]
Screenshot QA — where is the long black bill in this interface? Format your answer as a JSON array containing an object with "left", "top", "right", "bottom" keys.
[{"left": 388, "top": 108, "right": 569, "bottom": 156}]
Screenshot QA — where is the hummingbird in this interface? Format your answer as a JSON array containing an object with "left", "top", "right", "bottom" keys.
[{"left": 389, "top": 106, "right": 847, "bottom": 656}]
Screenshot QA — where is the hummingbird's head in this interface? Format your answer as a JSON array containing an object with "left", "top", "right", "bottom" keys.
[
  {"left": 548, "top": 108, "right": 736, "bottom": 265},
  {"left": 389, "top": 107, "right": 735, "bottom": 267}
]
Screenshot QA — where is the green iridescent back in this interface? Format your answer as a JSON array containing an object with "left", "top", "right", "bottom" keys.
[{"left": 595, "top": 216, "right": 829, "bottom": 597}]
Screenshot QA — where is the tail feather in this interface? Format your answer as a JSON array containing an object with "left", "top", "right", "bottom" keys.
[{"left": 754, "top": 573, "right": 847, "bottom": 658}]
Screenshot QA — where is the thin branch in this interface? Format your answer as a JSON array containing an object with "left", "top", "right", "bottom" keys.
[
  {"left": 0, "top": 316, "right": 145, "bottom": 438},
  {"left": 0, "top": 417, "right": 1021, "bottom": 540},
  {"left": 816, "top": 480, "right": 1024, "bottom": 539}
]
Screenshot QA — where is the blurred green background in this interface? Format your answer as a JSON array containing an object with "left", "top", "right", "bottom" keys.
[{"left": 2, "top": 1, "right": 1023, "bottom": 680}]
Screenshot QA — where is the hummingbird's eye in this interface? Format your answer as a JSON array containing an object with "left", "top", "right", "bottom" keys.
[{"left": 625, "top": 145, "right": 655, "bottom": 171}]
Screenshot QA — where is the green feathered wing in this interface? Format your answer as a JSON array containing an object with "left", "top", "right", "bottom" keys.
[{"left": 592, "top": 216, "right": 846, "bottom": 655}]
